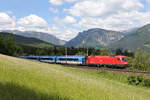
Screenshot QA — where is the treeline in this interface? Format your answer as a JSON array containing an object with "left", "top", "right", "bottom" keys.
[{"left": 22, "top": 46, "right": 134, "bottom": 57}]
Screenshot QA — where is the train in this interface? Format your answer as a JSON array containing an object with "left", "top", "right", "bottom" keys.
[{"left": 20, "top": 55, "right": 128, "bottom": 67}]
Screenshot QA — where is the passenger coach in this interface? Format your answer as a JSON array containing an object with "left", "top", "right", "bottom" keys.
[
  {"left": 20, "top": 56, "right": 40, "bottom": 60},
  {"left": 39, "top": 56, "right": 56, "bottom": 63},
  {"left": 56, "top": 56, "right": 86, "bottom": 65}
]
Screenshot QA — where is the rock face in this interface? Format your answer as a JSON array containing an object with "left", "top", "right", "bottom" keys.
[
  {"left": 4, "top": 30, "right": 66, "bottom": 46},
  {"left": 109, "top": 24, "right": 150, "bottom": 52},
  {"left": 65, "top": 28, "right": 124, "bottom": 48}
]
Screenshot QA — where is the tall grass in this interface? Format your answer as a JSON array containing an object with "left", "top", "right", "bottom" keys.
[
  {"left": 0, "top": 82, "right": 69, "bottom": 100},
  {"left": 0, "top": 54, "right": 150, "bottom": 100}
]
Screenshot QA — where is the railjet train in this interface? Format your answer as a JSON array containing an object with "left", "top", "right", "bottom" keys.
[{"left": 20, "top": 55, "right": 128, "bottom": 67}]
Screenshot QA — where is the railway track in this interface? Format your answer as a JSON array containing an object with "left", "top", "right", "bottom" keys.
[
  {"left": 106, "top": 68, "right": 150, "bottom": 75},
  {"left": 62, "top": 64, "right": 150, "bottom": 76}
]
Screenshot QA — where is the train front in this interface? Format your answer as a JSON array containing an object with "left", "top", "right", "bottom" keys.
[{"left": 116, "top": 56, "right": 129, "bottom": 67}]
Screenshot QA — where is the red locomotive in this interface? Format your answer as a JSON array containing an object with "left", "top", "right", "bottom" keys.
[{"left": 86, "top": 56, "right": 128, "bottom": 67}]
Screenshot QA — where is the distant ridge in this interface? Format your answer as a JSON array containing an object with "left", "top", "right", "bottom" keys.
[
  {"left": 109, "top": 24, "right": 150, "bottom": 52},
  {"left": 0, "top": 32, "right": 54, "bottom": 48},
  {"left": 65, "top": 28, "right": 124, "bottom": 48},
  {"left": 3, "top": 30, "right": 66, "bottom": 46}
]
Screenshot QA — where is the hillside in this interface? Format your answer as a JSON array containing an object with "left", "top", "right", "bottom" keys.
[
  {"left": 0, "top": 54, "right": 149, "bottom": 100},
  {"left": 65, "top": 28, "right": 124, "bottom": 48},
  {"left": 109, "top": 24, "right": 150, "bottom": 52},
  {"left": 4, "top": 30, "right": 66, "bottom": 46},
  {"left": 0, "top": 32, "right": 54, "bottom": 48}
]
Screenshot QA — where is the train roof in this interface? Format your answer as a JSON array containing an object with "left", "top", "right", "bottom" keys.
[
  {"left": 114, "top": 55, "right": 127, "bottom": 57},
  {"left": 20, "top": 56, "right": 40, "bottom": 58},
  {"left": 39, "top": 56, "right": 56, "bottom": 58},
  {"left": 89, "top": 55, "right": 127, "bottom": 58},
  {"left": 56, "top": 56, "right": 86, "bottom": 58}
]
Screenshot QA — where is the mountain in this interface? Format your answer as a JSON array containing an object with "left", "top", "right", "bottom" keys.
[
  {"left": 109, "top": 24, "right": 150, "bottom": 52},
  {"left": 122, "top": 27, "right": 139, "bottom": 35},
  {"left": 0, "top": 32, "right": 54, "bottom": 48},
  {"left": 65, "top": 28, "right": 124, "bottom": 48},
  {"left": 4, "top": 30, "right": 66, "bottom": 46}
]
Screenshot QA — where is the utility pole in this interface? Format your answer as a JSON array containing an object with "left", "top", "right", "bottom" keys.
[
  {"left": 87, "top": 47, "right": 88, "bottom": 56},
  {"left": 65, "top": 47, "right": 67, "bottom": 64},
  {"left": 83, "top": 40, "right": 88, "bottom": 56}
]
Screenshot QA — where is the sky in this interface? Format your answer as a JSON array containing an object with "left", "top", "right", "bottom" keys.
[{"left": 0, "top": 0, "right": 150, "bottom": 41}]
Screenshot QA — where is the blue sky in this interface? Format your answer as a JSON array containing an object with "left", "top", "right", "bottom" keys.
[{"left": 0, "top": 0, "right": 150, "bottom": 41}]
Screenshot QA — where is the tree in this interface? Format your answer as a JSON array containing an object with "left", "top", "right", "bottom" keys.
[
  {"left": 123, "top": 50, "right": 134, "bottom": 57},
  {"left": 133, "top": 48, "right": 150, "bottom": 70},
  {"left": 116, "top": 49, "right": 123, "bottom": 55},
  {"left": 0, "top": 33, "right": 22, "bottom": 56},
  {"left": 100, "top": 47, "right": 113, "bottom": 56},
  {"left": 76, "top": 51, "right": 86, "bottom": 56}
]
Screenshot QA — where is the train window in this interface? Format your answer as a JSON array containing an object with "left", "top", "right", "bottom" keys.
[
  {"left": 117, "top": 58, "right": 121, "bottom": 61},
  {"left": 68, "top": 58, "right": 78, "bottom": 61},
  {"left": 41, "top": 58, "right": 53, "bottom": 60},
  {"left": 59, "top": 58, "right": 78, "bottom": 61},
  {"left": 122, "top": 57, "right": 127, "bottom": 62},
  {"left": 28, "top": 58, "right": 38, "bottom": 60},
  {"left": 59, "top": 58, "right": 66, "bottom": 61}
]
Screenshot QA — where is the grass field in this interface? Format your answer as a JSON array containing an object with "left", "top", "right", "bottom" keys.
[{"left": 0, "top": 54, "right": 150, "bottom": 100}]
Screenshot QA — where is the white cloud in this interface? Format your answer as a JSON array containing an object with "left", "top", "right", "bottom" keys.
[
  {"left": 65, "top": 0, "right": 77, "bottom": 3},
  {"left": 17, "top": 14, "right": 48, "bottom": 29},
  {"left": 0, "top": 12, "right": 15, "bottom": 30},
  {"left": 14, "top": 14, "right": 78, "bottom": 41},
  {"left": 49, "top": 0, "right": 63, "bottom": 6},
  {"left": 146, "top": 0, "right": 150, "bottom": 4},
  {"left": 6, "top": 11, "right": 13, "bottom": 14},
  {"left": 49, "top": 7, "right": 59, "bottom": 13},
  {"left": 60, "top": 27, "right": 79, "bottom": 40},
  {"left": 54, "top": 16, "right": 76, "bottom": 26},
  {"left": 49, "top": 0, "right": 77, "bottom": 6},
  {"left": 14, "top": 14, "right": 53, "bottom": 34},
  {"left": 63, "top": 16, "right": 76, "bottom": 24},
  {"left": 54, "top": 17, "right": 64, "bottom": 26},
  {"left": 50, "top": 25, "right": 79, "bottom": 40},
  {"left": 74, "top": 11, "right": 150, "bottom": 31},
  {"left": 66, "top": 0, "right": 150, "bottom": 31},
  {"left": 69, "top": 0, "right": 143, "bottom": 17}
]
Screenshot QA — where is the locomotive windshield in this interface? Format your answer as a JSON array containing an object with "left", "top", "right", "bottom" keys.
[{"left": 122, "top": 57, "right": 127, "bottom": 62}]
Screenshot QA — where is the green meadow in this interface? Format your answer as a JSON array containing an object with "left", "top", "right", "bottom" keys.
[{"left": 0, "top": 54, "right": 150, "bottom": 100}]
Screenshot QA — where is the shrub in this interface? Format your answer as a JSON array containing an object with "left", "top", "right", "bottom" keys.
[
  {"left": 127, "top": 75, "right": 143, "bottom": 86},
  {"left": 133, "top": 48, "right": 150, "bottom": 70},
  {"left": 143, "top": 79, "right": 150, "bottom": 87},
  {"left": 127, "top": 75, "right": 136, "bottom": 85}
]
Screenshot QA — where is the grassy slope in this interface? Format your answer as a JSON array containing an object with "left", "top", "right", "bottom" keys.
[{"left": 0, "top": 54, "right": 150, "bottom": 100}]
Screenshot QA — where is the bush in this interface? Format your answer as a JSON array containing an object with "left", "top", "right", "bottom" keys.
[
  {"left": 127, "top": 75, "right": 143, "bottom": 85},
  {"left": 143, "top": 79, "right": 150, "bottom": 87},
  {"left": 133, "top": 48, "right": 150, "bottom": 70},
  {"left": 127, "top": 75, "right": 150, "bottom": 87}
]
